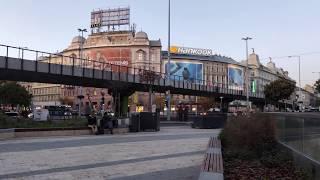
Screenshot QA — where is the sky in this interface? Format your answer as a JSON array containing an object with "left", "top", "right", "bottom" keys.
[{"left": 0, "top": 0, "right": 320, "bottom": 87}]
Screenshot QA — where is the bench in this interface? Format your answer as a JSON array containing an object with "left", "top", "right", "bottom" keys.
[{"left": 199, "top": 136, "right": 224, "bottom": 180}]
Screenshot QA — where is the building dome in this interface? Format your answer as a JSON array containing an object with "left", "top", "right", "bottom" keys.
[
  {"left": 71, "top": 36, "right": 86, "bottom": 44},
  {"left": 135, "top": 31, "right": 148, "bottom": 39}
]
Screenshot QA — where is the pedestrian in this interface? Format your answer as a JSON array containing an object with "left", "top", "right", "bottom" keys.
[
  {"left": 178, "top": 104, "right": 183, "bottom": 121},
  {"left": 84, "top": 102, "right": 91, "bottom": 117},
  {"left": 184, "top": 106, "right": 189, "bottom": 121}
]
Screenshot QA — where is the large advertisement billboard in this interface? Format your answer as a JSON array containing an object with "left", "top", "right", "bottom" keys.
[
  {"left": 164, "top": 61, "right": 203, "bottom": 83},
  {"left": 91, "top": 7, "right": 130, "bottom": 28},
  {"left": 85, "top": 48, "right": 131, "bottom": 72},
  {"left": 228, "top": 65, "right": 244, "bottom": 90}
]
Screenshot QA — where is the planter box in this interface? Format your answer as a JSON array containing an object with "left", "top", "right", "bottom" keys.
[
  {"left": 192, "top": 113, "right": 227, "bottom": 129},
  {"left": 0, "top": 127, "right": 130, "bottom": 140}
]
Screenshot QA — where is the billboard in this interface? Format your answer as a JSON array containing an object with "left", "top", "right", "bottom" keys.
[
  {"left": 85, "top": 48, "right": 131, "bottom": 72},
  {"left": 170, "top": 46, "right": 213, "bottom": 56},
  {"left": 228, "top": 65, "right": 244, "bottom": 90},
  {"left": 91, "top": 7, "right": 130, "bottom": 28},
  {"left": 164, "top": 61, "right": 203, "bottom": 83}
]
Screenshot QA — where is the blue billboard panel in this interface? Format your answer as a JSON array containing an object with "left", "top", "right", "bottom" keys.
[
  {"left": 164, "top": 61, "right": 203, "bottom": 83},
  {"left": 228, "top": 65, "right": 244, "bottom": 90}
]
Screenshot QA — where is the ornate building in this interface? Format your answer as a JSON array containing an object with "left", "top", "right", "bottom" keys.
[{"left": 30, "top": 30, "right": 162, "bottom": 111}]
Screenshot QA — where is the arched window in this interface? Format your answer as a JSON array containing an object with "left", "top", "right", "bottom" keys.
[
  {"left": 137, "top": 50, "right": 146, "bottom": 61},
  {"left": 70, "top": 53, "right": 77, "bottom": 66}
]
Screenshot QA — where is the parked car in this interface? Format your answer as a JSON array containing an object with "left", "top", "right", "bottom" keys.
[
  {"left": 5, "top": 111, "right": 20, "bottom": 118},
  {"left": 285, "top": 108, "right": 293, "bottom": 112}
]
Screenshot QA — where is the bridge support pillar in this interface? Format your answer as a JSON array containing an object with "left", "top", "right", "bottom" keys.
[
  {"left": 120, "top": 94, "right": 129, "bottom": 117},
  {"left": 148, "top": 86, "right": 154, "bottom": 112},
  {"left": 109, "top": 88, "right": 132, "bottom": 118}
]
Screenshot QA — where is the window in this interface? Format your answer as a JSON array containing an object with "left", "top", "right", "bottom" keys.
[
  {"left": 151, "top": 53, "right": 156, "bottom": 62},
  {"left": 137, "top": 50, "right": 146, "bottom": 61}
]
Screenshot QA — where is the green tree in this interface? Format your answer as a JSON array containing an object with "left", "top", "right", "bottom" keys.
[
  {"left": 0, "top": 82, "right": 32, "bottom": 107},
  {"left": 314, "top": 79, "right": 320, "bottom": 93},
  {"left": 264, "top": 79, "right": 296, "bottom": 104}
]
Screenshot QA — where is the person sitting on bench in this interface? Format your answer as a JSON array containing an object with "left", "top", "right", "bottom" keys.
[
  {"left": 103, "top": 111, "right": 114, "bottom": 135},
  {"left": 87, "top": 112, "right": 98, "bottom": 135}
]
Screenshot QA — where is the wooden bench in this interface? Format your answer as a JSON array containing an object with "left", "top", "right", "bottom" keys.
[{"left": 199, "top": 136, "right": 224, "bottom": 180}]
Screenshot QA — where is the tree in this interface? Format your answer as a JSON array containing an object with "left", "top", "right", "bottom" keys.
[
  {"left": 0, "top": 82, "right": 32, "bottom": 107},
  {"left": 264, "top": 79, "right": 296, "bottom": 104},
  {"left": 314, "top": 79, "right": 320, "bottom": 93},
  {"left": 197, "top": 97, "right": 216, "bottom": 111}
]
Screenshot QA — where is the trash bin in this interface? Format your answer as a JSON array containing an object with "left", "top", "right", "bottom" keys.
[
  {"left": 129, "top": 113, "right": 140, "bottom": 132},
  {"left": 192, "top": 112, "right": 227, "bottom": 129},
  {"left": 140, "top": 112, "right": 160, "bottom": 131},
  {"left": 129, "top": 112, "right": 160, "bottom": 132}
]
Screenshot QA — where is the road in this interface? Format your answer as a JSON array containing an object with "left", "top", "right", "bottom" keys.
[{"left": 0, "top": 126, "right": 219, "bottom": 180}]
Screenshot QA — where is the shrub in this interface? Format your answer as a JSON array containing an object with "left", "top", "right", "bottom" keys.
[
  {"left": 220, "top": 113, "right": 277, "bottom": 157},
  {"left": 0, "top": 112, "right": 87, "bottom": 129}
]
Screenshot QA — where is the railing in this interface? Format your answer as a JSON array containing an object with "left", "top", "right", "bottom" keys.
[
  {"left": 0, "top": 44, "right": 264, "bottom": 98},
  {"left": 276, "top": 113, "right": 320, "bottom": 163}
]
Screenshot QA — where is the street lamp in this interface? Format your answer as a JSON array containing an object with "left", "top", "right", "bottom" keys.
[
  {"left": 166, "top": 0, "right": 171, "bottom": 121},
  {"left": 242, "top": 37, "right": 252, "bottom": 110},
  {"left": 77, "top": 28, "right": 87, "bottom": 117},
  {"left": 288, "top": 55, "right": 302, "bottom": 110},
  {"left": 220, "top": 96, "right": 224, "bottom": 112}
]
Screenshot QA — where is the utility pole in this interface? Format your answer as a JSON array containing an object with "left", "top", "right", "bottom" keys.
[
  {"left": 242, "top": 37, "right": 252, "bottom": 110},
  {"left": 288, "top": 56, "right": 302, "bottom": 111},
  {"left": 77, "top": 28, "right": 87, "bottom": 117},
  {"left": 167, "top": 0, "right": 171, "bottom": 121},
  {"left": 220, "top": 96, "right": 223, "bottom": 112}
]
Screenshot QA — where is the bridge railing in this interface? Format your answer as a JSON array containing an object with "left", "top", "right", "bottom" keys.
[{"left": 0, "top": 44, "right": 264, "bottom": 98}]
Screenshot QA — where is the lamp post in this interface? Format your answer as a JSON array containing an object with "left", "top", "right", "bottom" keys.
[
  {"left": 166, "top": 0, "right": 171, "bottom": 121},
  {"left": 242, "top": 37, "right": 252, "bottom": 110},
  {"left": 288, "top": 55, "right": 301, "bottom": 111},
  {"left": 220, "top": 96, "right": 224, "bottom": 112},
  {"left": 77, "top": 28, "right": 87, "bottom": 117}
]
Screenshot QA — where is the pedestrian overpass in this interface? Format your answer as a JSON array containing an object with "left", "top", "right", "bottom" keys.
[{"left": 0, "top": 44, "right": 265, "bottom": 115}]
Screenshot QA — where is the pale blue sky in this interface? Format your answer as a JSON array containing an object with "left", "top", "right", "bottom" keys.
[{"left": 0, "top": 0, "right": 320, "bottom": 86}]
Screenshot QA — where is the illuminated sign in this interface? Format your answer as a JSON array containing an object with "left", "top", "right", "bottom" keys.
[
  {"left": 170, "top": 46, "right": 213, "bottom": 56},
  {"left": 252, "top": 80, "right": 256, "bottom": 93}
]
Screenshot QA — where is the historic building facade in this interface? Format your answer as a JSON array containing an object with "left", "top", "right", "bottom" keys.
[{"left": 29, "top": 30, "right": 162, "bottom": 111}]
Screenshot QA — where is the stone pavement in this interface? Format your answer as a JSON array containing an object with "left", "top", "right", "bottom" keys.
[{"left": 0, "top": 126, "right": 220, "bottom": 180}]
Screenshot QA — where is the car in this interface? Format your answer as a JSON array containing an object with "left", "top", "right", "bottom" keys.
[
  {"left": 208, "top": 108, "right": 221, "bottom": 112},
  {"left": 310, "top": 107, "right": 318, "bottom": 112},
  {"left": 285, "top": 108, "right": 293, "bottom": 112},
  {"left": 5, "top": 112, "right": 20, "bottom": 118}
]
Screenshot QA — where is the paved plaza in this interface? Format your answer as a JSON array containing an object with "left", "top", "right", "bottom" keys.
[{"left": 0, "top": 126, "right": 219, "bottom": 180}]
